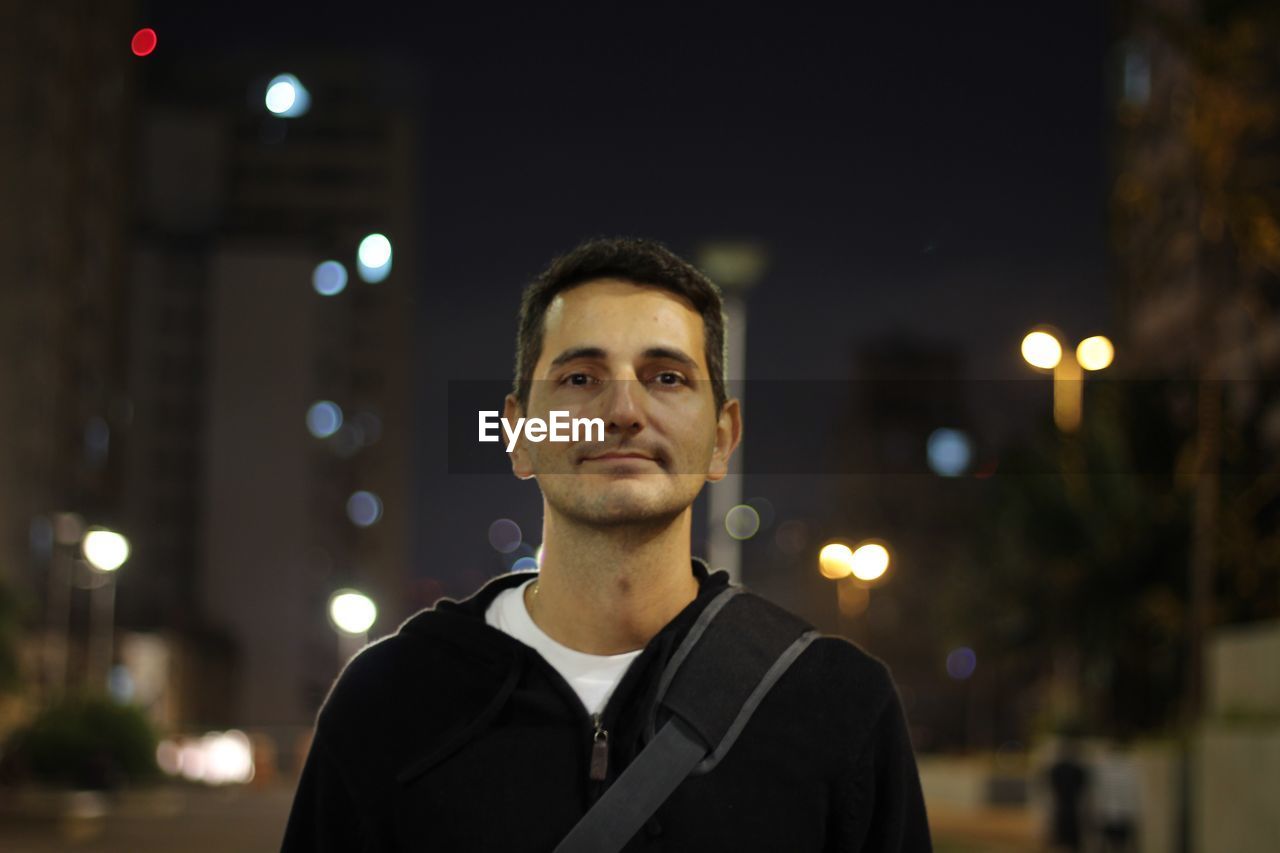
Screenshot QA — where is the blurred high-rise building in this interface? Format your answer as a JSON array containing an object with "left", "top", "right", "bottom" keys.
[
  {"left": 2, "top": 19, "right": 419, "bottom": 745},
  {"left": 128, "top": 50, "right": 419, "bottom": 735},
  {"left": 0, "top": 1, "right": 138, "bottom": 722}
]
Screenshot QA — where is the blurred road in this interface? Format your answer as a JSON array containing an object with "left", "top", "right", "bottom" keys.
[{"left": 0, "top": 784, "right": 295, "bottom": 853}]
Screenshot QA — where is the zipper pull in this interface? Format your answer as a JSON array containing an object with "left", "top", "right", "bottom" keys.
[{"left": 589, "top": 712, "right": 609, "bottom": 781}]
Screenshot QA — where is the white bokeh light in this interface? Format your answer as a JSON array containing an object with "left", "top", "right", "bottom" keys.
[
  {"left": 329, "top": 590, "right": 377, "bottom": 635},
  {"left": 203, "top": 730, "right": 255, "bottom": 785},
  {"left": 160, "top": 732, "right": 254, "bottom": 785},
  {"left": 357, "top": 234, "right": 392, "bottom": 267},
  {"left": 1021, "top": 331, "right": 1063, "bottom": 370},
  {"left": 178, "top": 741, "right": 207, "bottom": 782},
  {"left": 265, "top": 80, "right": 296, "bottom": 113},
  {"left": 82, "top": 528, "right": 129, "bottom": 572},
  {"left": 265, "top": 73, "right": 310, "bottom": 117},
  {"left": 356, "top": 233, "right": 393, "bottom": 283},
  {"left": 850, "top": 542, "right": 890, "bottom": 582}
]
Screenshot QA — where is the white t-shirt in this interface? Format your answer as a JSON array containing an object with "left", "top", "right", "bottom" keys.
[{"left": 485, "top": 577, "right": 643, "bottom": 716}]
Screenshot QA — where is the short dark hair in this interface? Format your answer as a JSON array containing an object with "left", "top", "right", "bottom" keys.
[{"left": 513, "top": 237, "right": 728, "bottom": 415}]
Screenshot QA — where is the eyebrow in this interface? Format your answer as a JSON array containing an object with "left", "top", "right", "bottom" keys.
[{"left": 547, "top": 346, "right": 701, "bottom": 372}]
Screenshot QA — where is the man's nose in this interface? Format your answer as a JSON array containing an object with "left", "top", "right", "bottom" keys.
[{"left": 601, "top": 378, "right": 644, "bottom": 434}]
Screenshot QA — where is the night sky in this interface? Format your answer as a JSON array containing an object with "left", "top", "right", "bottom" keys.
[{"left": 150, "top": 2, "right": 1112, "bottom": 603}]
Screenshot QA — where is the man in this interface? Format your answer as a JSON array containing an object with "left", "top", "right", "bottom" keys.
[
  {"left": 1092, "top": 738, "right": 1140, "bottom": 853},
  {"left": 282, "top": 237, "right": 932, "bottom": 851},
  {"left": 1046, "top": 734, "right": 1089, "bottom": 852}
]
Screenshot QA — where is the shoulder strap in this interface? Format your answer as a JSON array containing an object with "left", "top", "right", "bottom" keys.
[{"left": 553, "top": 586, "right": 819, "bottom": 853}]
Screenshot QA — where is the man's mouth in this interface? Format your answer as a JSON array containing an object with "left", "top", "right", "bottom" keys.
[{"left": 582, "top": 451, "right": 659, "bottom": 463}]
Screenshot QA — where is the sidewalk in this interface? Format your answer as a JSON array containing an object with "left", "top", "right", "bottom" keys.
[
  {"left": 929, "top": 804, "right": 1042, "bottom": 853},
  {"left": 0, "top": 784, "right": 295, "bottom": 853}
]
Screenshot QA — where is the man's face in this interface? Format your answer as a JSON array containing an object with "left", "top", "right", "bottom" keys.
[{"left": 503, "top": 278, "right": 741, "bottom": 527}]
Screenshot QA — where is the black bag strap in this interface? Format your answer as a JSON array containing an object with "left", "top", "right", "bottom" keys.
[{"left": 553, "top": 586, "right": 819, "bottom": 853}]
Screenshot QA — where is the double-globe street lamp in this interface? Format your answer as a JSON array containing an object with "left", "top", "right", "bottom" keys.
[
  {"left": 1020, "top": 327, "right": 1114, "bottom": 432},
  {"left": 819, "top": 539, "right": 892, "bottom": 620},
  {"left": 44, "top": 514, "right": 130, "bottom": 698}
]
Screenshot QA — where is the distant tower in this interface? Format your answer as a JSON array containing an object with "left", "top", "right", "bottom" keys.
[
  {"left": 126, "top": 51, "right": 418, "bottom": 731},
  {"left": 0, "top": 0, "right": 137, "bottom": 698}
]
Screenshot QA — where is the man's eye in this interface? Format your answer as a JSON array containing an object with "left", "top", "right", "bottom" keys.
[
  {"left": 560, "top": 373, "right": 596, "bottom": 386},
  {"left": 653, "top": 372, "right": 687, "bottom": 386}
]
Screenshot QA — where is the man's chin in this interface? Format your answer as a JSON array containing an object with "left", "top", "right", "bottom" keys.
[
  {"left": 577, "top": 509, "right": 686, "bottom": 529},
  {"left": 546, "top": 489, "right": 690, "bottom": 528}
]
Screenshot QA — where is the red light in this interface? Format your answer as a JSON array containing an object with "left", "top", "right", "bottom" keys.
[{"left": 131, "top": 28, "right": 157, "bottom": 57}]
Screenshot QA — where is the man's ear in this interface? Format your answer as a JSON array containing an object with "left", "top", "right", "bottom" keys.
[
  {"left": 706, "top": 398, "right": 742, "bottom": 482},
  {"left": 503, "top": 394, "right": 535, "bottom": 480}
]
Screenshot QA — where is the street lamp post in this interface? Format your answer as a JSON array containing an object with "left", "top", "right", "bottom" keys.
[
  {"left": 1020, "top": 328, "right": 1114, "bottom": 432},
  {"left": 819, "top": 539, "right": 893, "bottom": 631},
  {"left": 697, "top": 241, "right": 766, "bottom": 584},
  {"left": 1020, "top": 328, "right": 1114, "bottom": 726},
  {"left": 328, "top": 589, "right": 377, "bottom": 668},
  {"left": 81, "top": 527, "right": 130, "bottom": 693},
  {"left": 44, "top": 512, "right": 85, "bottom": 699}
]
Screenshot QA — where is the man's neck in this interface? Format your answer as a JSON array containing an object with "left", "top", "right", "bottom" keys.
[{"left": 524, "top": 505, "right": 700, "bottom": 655}]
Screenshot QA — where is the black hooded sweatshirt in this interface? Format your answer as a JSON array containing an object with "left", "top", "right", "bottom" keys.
[{"left": 282, "top": 558, "right": 932, "bottom": 852}]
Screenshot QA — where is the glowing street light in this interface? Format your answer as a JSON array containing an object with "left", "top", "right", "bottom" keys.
[
  {"left": 329, "top": 590, "right": 377, "bottom": 636},
  {"left": 1020, "top": 327, "right": 1114, "bottom": 432},
  {"left": 1076, "top": 336, "right": 1115, "bottom": 372},
  {"left": 329, "top": 589, "right": 376, "bottom": 667},
  {"left": 356, "top": 233, "right": 393, "bottom": 283},
  {"left": 265, "top": 74, "right": 310, "bottom": 118},
  {"left": 819, "top": 540, "right": 892, "bottom": 583},
  {"left": 82, "top": 528, "right": 130, "bottom": 572},
  {"left": 850, "top": 541, "right": 890, "bottom": 582},
  {"left": 1020, "top": 331, "right": 1063, "bottom": 370},
  {"left": 81, "top": 527, "right": 129, "bottom": 692},
  {"left": 821, "top": 539, "right": 892, "bottom": 622},
  {"left": 818, "top": 543, "right": 854, "bottom": 579}
]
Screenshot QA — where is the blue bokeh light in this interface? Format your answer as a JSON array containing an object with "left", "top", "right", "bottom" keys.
[
  {"left": 312, "top": 260, "right": 348, "bottom": 296},
  {"left": 946, "top": 647, "right": 977, "bottom": 680},
  {"left": 306, "top": 401, "right": 343, "bottom": 439},
  {"left": 488, "top": 519, "right": 522, "bottom": 554},
  {"left": 927, "top": 427, "right": 973, "bottom": 477},
  {"left": 347, "top": 491, "right": 383, "bottom": 527}
]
